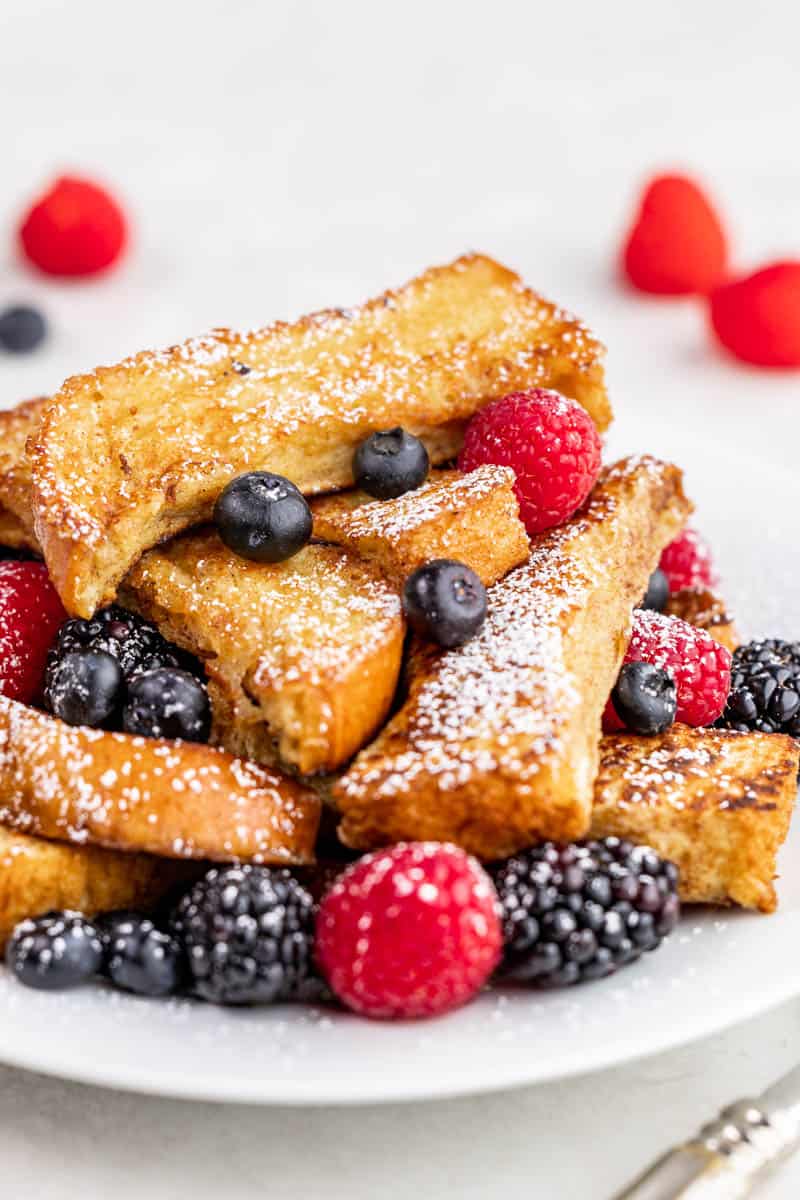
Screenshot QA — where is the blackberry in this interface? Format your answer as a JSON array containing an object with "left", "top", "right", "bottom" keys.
[
  {"left": 46, "top": 604, "right": 198, "bottom": 683},
  {"left": 170, "top": 866, "right": 320, "bottom": 1005},
  {"left": 718, "top": 639, "right": 800, "bottom": 736},
  {"left": 493, "top": 838, "right": 680, "bottom": 988}
]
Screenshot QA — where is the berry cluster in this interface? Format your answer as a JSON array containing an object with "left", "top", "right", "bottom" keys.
[
  {"left": 719, "top": 640, "right": 800, "bottom": 736},
  {"left": 43, "top": 604, "right": 211, "bottom": 743},
  {"left": 7, "top": 838, "right": 681, "bottom": 1017},
  {"left": 622, "top": 173, "right": 800, "bottom": 368}
]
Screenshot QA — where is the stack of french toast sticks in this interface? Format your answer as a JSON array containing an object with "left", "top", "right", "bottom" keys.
[{"left": 0, "top": 252, "right": 796, "bottom": 963}]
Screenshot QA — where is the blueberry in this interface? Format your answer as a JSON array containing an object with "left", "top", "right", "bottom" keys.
[
  {"left": 611, "top": 661, "right": 677, "bottom": 735},
  {"left": 214, "top": 471, "right": 312, "bottom": 563},
  {"left": 640, "top": 568, "right": 669, "bottom": 613},
  {"left": 402, "top": 559, "right": 487, "bottom": 648},
  {"left": 0, "top": 305, "right": 47, "bottom": 353},
  {"left": 6, "top": 911, "right": 103, "bottom": 990},
  {"left": 122, "top": 668, "right": 211, "bottom": 742},
  {"left": 352, "top": 428, "right": 429, "bottom": 500},
  {"left": 99, "top": 912, "right": 185, "bottom": 997},
  {"left": 43, "top": 648, "right": 124, "bottom": 727}
]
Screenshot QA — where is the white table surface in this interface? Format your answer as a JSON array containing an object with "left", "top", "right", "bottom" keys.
[{"left": 2, "top": 1, "right": 800, "bottom": 1195}]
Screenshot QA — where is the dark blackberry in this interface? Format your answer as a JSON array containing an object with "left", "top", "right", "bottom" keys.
[
  {"left": 718, "top": 639, "right": 800, "bottom": 736},
  {"left": 493, "top": 838, "right": 680, "bottom": 988},
  {"left": 46, "top": 605, "right": 198, "bottom": 683},
  {"left": 170, "top": 866, "right": 320, "bottom": 1006}
]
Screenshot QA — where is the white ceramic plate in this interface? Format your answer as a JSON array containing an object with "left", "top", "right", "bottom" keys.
[{"left": 0, "top": 432, "right": 797, "bottom": 1105}]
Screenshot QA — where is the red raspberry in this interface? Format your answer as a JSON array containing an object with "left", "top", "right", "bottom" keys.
[
  {"left": 0, "top": 562, "right": 66, "bottom": 703},
  {"left": 709, "top": 262, "right": 800, "bottom": 367},
  {"left": 605, "top": 610, "right": 731, "bottom": 731},
  {"left": 458, "top": 388, "right": 602, "bottom": 535},
  {"left": 659, "top": 527, "right": 717, "bottom": 592},
  {"left": 315, "top": 842, "right": 502, "bottom": 1020},
  {"left": 19, "top": 175, "right": 128, "bottom": 277},
  {"left": 622, "top": 174, "right": 728, "bottom": 295}
]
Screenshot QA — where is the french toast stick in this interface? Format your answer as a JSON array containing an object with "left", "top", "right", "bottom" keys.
[
  {"left": 30, "top": 254, "right": 609, "bottom": 615},
  {"left": 592, "top": 726, "right": 798, "bottom": 912},
  {"left": 334, "top": 456, "right": 691, "bottom": 859},
  {"left": 0, "top": 697, "right": 320, "bottom": 864}
]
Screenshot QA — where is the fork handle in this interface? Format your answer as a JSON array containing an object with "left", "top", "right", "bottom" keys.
[{"left": 613, "top": 1097, "right": 800, "bottom": 1199}]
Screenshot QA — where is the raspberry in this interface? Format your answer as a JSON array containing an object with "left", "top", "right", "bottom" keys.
[
  {"left": 315, "top": 842, "right": 502, "bottom": 1020},
  {"left": 606, "top": 610, "right": 731, "bottom": 730},
  {"left": 19, "top": 175, "right": 128, "bottom": 277},
  {"left": 659, "top": 527, "right": 717, "bottom": 592},
  {"left": 710, "top": 262, "right": 800, "bottom": 367},
  {"left": 622, "top": 174, "right": 728, "bottom": 295},
  {"left": 0, "top": 561, "right": 66, "bottom": 703},
  {"left": 458, "top": 389, "right": 602, "bottom": 535}
]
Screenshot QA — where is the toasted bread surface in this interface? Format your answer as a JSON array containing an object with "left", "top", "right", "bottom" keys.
[
  {"left": 335, "top": 456, "right": 691, "bottom": 859},
  {"left": 30, "top": 254, "right": 609, "bottom": 615},
  {"left": 592, "top": 726, "right": 798, "bottom": 912},
  {"left": 311, "top": 465, "right": 530, "bottom": 587},
  {"left": 0, "top": 827, "right": 194, "bottom": 952},
  {"left": 665, "top": 587, "right": 739, "bottom": 652},
  {"left": 0, "top": 396, "right": 47, "bottom": 552},
  {"left": 0, "top": 697, "right": 320, "bottom": 863},
  {"left": 122, "top": 538, "right": 404, "bottom": 775}
]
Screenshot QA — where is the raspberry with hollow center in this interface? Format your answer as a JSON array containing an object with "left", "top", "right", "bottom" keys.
[
  {"left": 622, "top": 173, "right": 728, "bottom": 295},
  {"left": 0, "top": 561, "right": 67, "bottom": 703},
  {"left": 315, "top": 842, "right": 502, "bottom": 1020},
  {"left": 605, "top": 609, "right": 731, "bottom": 730},
  {"left": 659, "top": 527, "right": 717, "bottom": 592},
  {"left": 458, "top": 388, "right": 602, "bottom": 535},
  {"left": 710, "top": 262, "right": 800, "bottom": 367},
  {"left": 19, "top": 175, "right": 128, "bottom": 277}
]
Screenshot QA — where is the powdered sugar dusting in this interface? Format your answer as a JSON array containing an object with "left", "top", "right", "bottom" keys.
[
  {"left": 597, "top": 726, "right": 799, "bottom": 814},
  {"left": 0, "top": 697, "right": 319, "bottom": 863},
  {"left": 314, "top": 465, "right": 516, "bottom": 542},
  {"left": 30, "top": 254, "right": 609, "bottom": 603},
  {"left": 341, "top": 456, "right": 678, "bottom": 803}
]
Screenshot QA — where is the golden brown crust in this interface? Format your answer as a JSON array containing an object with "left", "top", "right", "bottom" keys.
[
  {"left": 591, "top": 726, "right": 799, "bottom": 912},
  {"left": 0, "top": 697, "right": 320, "bottom": 864},
  {"left": 334, "top": 456, "right": 691, "bottom": 859},
  {"left": 30, "top": 254, "right": 610, "bottom": 616},
  {"left": 122, "top": 537, "right": 405, "bottom": 776},
  {"left": 0, "top": 396, "right": 48, "bottom": 552},
  {"left": 665, "top": 587, "right": 739, "bottom": 652},
  {"left": 0, "top": 827, "right": 195, "bottom": 952},
  {"left": 311, "top": 466, "right": 530, "bottom": 587}
]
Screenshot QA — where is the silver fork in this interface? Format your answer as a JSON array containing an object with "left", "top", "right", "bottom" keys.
[{"left": 613, "top": 1065, "right": 800, "bottom": 1199}]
